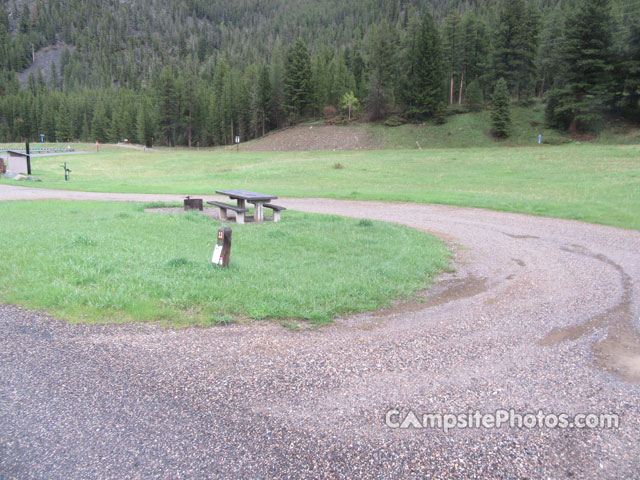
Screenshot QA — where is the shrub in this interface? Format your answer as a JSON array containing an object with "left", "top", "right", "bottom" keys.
[
  {"left": 466, "top": 81, "right": 484, "bottom": 112},
  {"left": 434, "top": 102, "right": 447, "bottom": 125},
  {"left": 446, "top": 105, "right": 470, "bottom": 116},
  {"left": 383, "top": 115, "right": 406, "bottom": 127},
  {"left": 323, "top": 105, "right": 337, "bottom": 119},
  {"left": 542, "top": 136, "right": 572, "bottom": 145}
]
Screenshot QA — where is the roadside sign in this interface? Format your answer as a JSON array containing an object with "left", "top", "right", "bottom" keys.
[{"left": 212, "top": 228, "right": 232, "bottom": 267}]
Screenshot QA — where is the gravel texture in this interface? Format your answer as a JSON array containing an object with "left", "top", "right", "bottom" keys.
[{"left": 1, "top": 184, "right": 639, "bottom": 479}]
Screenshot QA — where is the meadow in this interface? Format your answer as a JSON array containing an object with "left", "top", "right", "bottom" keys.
[
  {"left": 2, "top": 118, "right": 638, "bottom": 326},
  {"left": 0, "top": 201, "right": 450, "bottom": 325},
  {"left": 3, "top": 142, "right": 639, "bottom": 230}
]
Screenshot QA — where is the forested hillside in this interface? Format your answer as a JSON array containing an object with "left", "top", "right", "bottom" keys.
[{"left": 0, "top": 0, "right": 638, "bottom": 146}]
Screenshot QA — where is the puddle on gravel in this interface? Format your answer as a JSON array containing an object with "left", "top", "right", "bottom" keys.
[
  {"left": 422, "top": 275, "right": 489, "bottom": 308},
  {"left": 369, "top": 275, "right": 489, "bottom": 321},
  {"left": 537, "top": 245, "right": 640, "bottom": 383},
  {"left": 503, "top": 232, "right": 540, "bottom": 240}
]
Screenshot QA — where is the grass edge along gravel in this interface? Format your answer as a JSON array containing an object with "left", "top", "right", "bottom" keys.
[
  {"left": 2, "top": 143, "right": 638, "bottom": 231},
  {"left": 0, "top": 200, "right": 451, "bottom": 327}
]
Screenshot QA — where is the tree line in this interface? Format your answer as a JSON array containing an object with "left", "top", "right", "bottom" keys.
[{"left": 0, "top": 0, "right": 638, "bottom": 145}]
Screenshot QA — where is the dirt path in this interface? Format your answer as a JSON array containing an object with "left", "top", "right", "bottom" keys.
[
  {"left": 1, "top": 184, "right": 640, "bottom": 479},
  {"left": 112, "top": 143, "right": 158, "bottom": 151},
  {"left": 239, "top": 124, "right": 381, "bottom": 151}
]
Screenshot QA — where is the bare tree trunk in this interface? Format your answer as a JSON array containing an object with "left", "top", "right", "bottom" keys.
[
  {"left": 188, "top": 111, "right": 192, "bottom": 147},
  {"left": 450, "top": 76, "right": 454, "bottom": 105},
  {"left": 569, "top": 112, "right": 578, "bottom": 135},
  {"left": 539, "top": 71, "right": 546, "bottom": 99},
  {"left": 375, "top": 80, "right": 382, "bottom": 120},
  {"left": 458, "top": 70, "right": 464, "bottom": 106}
]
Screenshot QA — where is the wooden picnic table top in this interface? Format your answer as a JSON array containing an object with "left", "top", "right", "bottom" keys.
[{"left": 216, "top": 189, "right": 278, "bottom": 202}]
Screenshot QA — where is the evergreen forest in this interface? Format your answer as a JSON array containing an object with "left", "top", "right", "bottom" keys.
[{"left": 0, "top": 0, "right": 638, "bottom": 146}]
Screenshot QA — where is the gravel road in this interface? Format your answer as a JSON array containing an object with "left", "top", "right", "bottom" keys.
[{"left": 1, "top": 184, "right": 639, "bottom": 479}]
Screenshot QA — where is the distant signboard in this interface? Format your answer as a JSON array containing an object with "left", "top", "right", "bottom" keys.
[{"left": 6, "top": 151, "right": 30, "bottom": 175}]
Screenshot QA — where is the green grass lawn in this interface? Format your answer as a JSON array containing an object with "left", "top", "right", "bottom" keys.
[
  {"left": 3, "top": 143, "right": 639, "bottom": 230},
  {"left": 363, "top": 106, "right": 565, "bottom": 149},
  {"left": 0, "top": 201, "right": 450, "bottom": 326}
]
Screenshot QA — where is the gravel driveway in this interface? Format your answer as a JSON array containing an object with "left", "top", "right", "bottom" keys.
[{"left": 1, "top": 184, "right": 639, "bottom": 479}]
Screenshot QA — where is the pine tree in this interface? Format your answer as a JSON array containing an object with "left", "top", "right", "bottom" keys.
[
  {"left": 91, "top": 99, "right": 108, "bottom": 142},
  {"left": 537, "top": 9, "right": 565, "bottom": 99},
  {"left": 223, "top": 68, "right": 236, "bottom": 144},
  {"left": 25, "top": 96, "right": 39, "bottom": 140},
  {"left": 365, "top": 19, "right": 398, "bottom": 121},
  {"left": 205, "top": 90, "right": 217, "bottom": 146},
  {"left": 27, "top": 73, "right": 37, "bottom": 96},
  {"left": 491, "top": 78, "right": 511, "bottom": 138},
  {"left": 41, "top": 97, "right": 57, "bottom": 141},
  {"left": 81, "top": 113, "right": 90, "bottom": 141},
  {"left": 283, "top": 38, "right": 312, "bottom": 124},
  {"left": 109, "top": 109, "right": 120, "bottom": 143},
  {"left": 136, "top": 96, "right": 153, "bottom": 147},
  {"left": 615, "top": 21, "right": 639, "bottom": 119},
  {"left": 492, "top": 0, "right": 540, "bottom": 101},
  {"left": 257, "top": 65, "right": 272, "bottom": 136},
  {"left": 444, "top": 11, "right": 463, "bottom": 106},
  {"left": 400, "top": 11, "right": 446, "bottom": 121},
  {"left": 328, "top": 54, "right": 353, "bottom": 108},
  {"left": 236, "top": 74, "right": 251, "bottom": 141},
  {"left": 461, "top": 12, "right": 490, "bottom": 89},
  {"left": 180, "top": 61, "right": 199, "bottom": 147},
  {"left": 345, "top": 46, "right": 366, "bottom": 101},
  {"left": 212, "top": 58, "right": 229, "bottom": 145},
  {"left": 311, "top": 51, "right": 330, "bottom": 116},
  {"left": 545, "top": 0, "right": 615, "bottom": 133},
  {"left": 36, "top": 68, "right": 46, "bottom": 91},
  {"left": 59, "top": 49, "right": 71, "bottom": 91},
  {"left": 19, "top": 3, "right": 31, "bottom": 34},
  {"left": 50, "top": 61, "right": 58, "bottom": 90},
  {"left": 56, "top": 99, "right": 73, "bottom": 141},
  {"left": 244, "top": 66, "right": 260, "bottom": 139},
  {"left": 158, "top": 67, "right": 178, "bottom": 146}
]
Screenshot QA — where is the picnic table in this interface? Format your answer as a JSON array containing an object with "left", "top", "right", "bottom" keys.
[{"left": 210, "top": 189, "right": 286, "bottom": 224}]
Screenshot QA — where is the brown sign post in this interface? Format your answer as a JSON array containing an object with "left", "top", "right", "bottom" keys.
[{"left": 211, "top": 227, "right": 232, "bottom": 267}]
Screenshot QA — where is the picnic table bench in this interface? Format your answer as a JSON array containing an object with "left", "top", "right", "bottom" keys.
[
  {"left": 262, "top": 203, "right": 286, "bottom": 222},
  {"left": 210, "top": 189, "right": 286, "bottom": 223},
  {"left": 207, "top": 200, "right": 249, "bottom": 224}
]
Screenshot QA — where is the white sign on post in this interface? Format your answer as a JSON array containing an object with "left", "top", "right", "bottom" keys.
[
  {"left": 211, "top": 244, "right": 223, "bottom": 265},
  {"left": 235, "top": 136, "right": 240, "bottom": 144}
]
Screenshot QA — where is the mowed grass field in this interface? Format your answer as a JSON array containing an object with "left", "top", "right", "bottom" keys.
[
  {"left": 0, "top": 201, "right": 450, "bottom": 325},
  {"left": 3, "top": 142, "right": 639, "bottom": 230}
]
